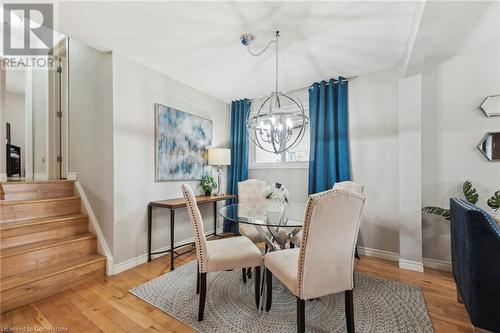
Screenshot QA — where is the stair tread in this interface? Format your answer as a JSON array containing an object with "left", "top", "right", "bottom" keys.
[
  {"left": 0, "top": 214, "right": 88, "bottom": 231},
  {"left": 0, "top": 253, "right": 105, "bottom": 291},
  {"left": 0, "top": 180, "right": 75, "bottom": 185},
  {"left": 0, "top": 232, "right": 96, "bottom": 258},
  {"left": 0, "top": 196, "right": 80, "bottom": 206}
]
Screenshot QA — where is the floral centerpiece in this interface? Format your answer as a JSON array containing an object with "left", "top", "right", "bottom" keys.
[{"left": 263, "top": 182, "right": 289, "bottom": 211}]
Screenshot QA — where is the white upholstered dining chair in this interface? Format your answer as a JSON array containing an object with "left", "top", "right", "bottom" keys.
[
  {"left": 291, "top": 180, "right": 364, "bottom": 247},
  {"left": 264, "top": 188, "right": 366, "bottom": 333},
  {"left": 238, "top": 179, "right": 267, "bottom": 243},
  {"left": 181, "top": 184, "right": 263, "bottom": 321}
]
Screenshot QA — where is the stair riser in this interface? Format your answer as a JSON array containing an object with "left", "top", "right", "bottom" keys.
[
  {"left": 1, "top": 238, "right": 97, "bottom": 278},
  {"left": 1, "top": 182, "right": 74, "bottom": 201},
  {"left": 0, "top": 218, "right": 89, "bottom": 249},
  {"left": 0, "top": 259, "right": 105, "bottom": 313},
  {"left": 0, "top": 198, "right": 81, "bottom": 223}
]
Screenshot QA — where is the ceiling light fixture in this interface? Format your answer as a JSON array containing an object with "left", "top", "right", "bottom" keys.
[{"left": 241, "top": 31, "right": 309, "bottom": 155}]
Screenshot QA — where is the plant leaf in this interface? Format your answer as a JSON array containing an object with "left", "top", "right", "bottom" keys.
[
  {"left": 422, "top": 206, "right": 450, "bottom": 220},
  {"left": 487, "top": 190, "right": 500, "bottom": 211},
  {"left": 463, "top": 180, "right": 479, "bottom": 204}
]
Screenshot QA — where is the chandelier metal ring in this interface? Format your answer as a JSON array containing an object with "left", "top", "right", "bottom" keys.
[{"left": 241, "top": 31, "right": 309, "bottom": 155}]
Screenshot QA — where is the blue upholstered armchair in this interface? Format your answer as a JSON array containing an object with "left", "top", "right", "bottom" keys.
[{"left": 450, "top": 198, "right": 500, "bottom": 332}]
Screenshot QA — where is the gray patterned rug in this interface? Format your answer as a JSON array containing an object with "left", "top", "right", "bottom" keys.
[{"left": 130, "top": 261, "right": 433, "bottom": 332}]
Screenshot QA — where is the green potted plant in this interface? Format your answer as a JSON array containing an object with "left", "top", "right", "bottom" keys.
[
  {"left": 423, "top": 180, "right": 500, "bottom": 220},
  {"left": 200, "top": 175, "right": 217, "bottom": 196},
  {"left": 488, "top": 190, "right": 500, "bottom": 217}
]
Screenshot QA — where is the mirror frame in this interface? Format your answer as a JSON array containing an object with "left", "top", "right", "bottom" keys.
[
  {"left": 479, "top": 95, "right": 500, "bottom": 117},
  {"left": 477, "top": 132, "right": 500, "bottom": 162}
]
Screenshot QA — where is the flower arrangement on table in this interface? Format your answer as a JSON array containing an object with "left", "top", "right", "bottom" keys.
[{"left": 263, "top": 182, "right": 290, "bottom": 208}]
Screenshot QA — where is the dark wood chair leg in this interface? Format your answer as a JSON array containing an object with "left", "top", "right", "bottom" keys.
[
  {"left": 196, "top": 272, "right": 200, "bottom": 294},
  {"left": 345, "top": 289, "right": 355, "bottom": 333},
  {"left": 196, "top": 262, "right": 200, "bottom": 294},
  {"left": 297, "top": 297, "right": 305, "bottom": 333},
  {"left": 266, "top": 269, "right": 273, "bottom": 312},
  {"left": 242, "top": 268, "right": 247, "bottom": 283},
  {"left": 198, "top": 273, "right": 207, "bottom": 321},
  {"left": 254, "top": 266, "right": 261, "bottom": 308}
]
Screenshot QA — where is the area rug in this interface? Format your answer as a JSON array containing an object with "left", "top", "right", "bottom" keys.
[{"left": 130, "top": 261, "right": 433, "bottom": 332}]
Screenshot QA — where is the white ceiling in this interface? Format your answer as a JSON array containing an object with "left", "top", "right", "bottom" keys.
[{"left": 58, "top": 1, "right": 418, "bottom": 102}]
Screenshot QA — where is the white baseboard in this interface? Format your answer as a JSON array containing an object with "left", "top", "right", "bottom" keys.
[
  {"left": 357, "top": 246, "right": 399, "bottom": 262},
  {"left": 358, "top": 246, "right": 450, "bottom": 272},
  {"left": 399, "top": 258, "right": 424, "bottom": 272},
  {"left": 74, "top": 180, "right": 114, "bottom": 276},
  {"left": 422, "top": 257, "right": 452, "bottom": 272},
  {"left": 0, "top": 173, "right": 7, "bottom": 181},
  {"left": 113, "top": 227, "right": 224, "bottom": 275},
  {"left": 34, "top": 172, "right": 49, "bottom": 180},
  {"left": 67, "top": 172, "right": 78, "bottom": 180}
]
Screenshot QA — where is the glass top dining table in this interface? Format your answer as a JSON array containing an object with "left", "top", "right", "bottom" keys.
[
  {"left": 219, "top": 202, "right": 306, "bottom": 228},
  {"left": 219, "top": 202, "right": 305, "bottom": 250}
]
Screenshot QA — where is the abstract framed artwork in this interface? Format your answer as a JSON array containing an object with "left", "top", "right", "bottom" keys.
[{"left": 155, "top": 103, "right": 212, "bottom": 181}]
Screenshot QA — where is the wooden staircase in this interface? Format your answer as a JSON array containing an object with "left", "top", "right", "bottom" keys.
[{"left": 0, "top": 180, "right": 106, "bottom": 313}]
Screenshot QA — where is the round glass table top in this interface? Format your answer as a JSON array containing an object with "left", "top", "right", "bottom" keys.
[{"left": 219, "top": 203, "right": 305, "bottom": 228}]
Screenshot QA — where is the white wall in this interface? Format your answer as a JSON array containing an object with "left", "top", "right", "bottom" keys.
[
  {"left": 349, "top": 69, "right": 401, "bottom": 253},
  {"left": 5, "top": 92, "right": 25, "bottom": 176},
  {"left": 68, "top": 38, "right": 115, "bottom": 249},
  {"left": 0, "top": 67, "right": 6, "bottom": 180},
  {"left": 112, "top": 54, "right": 230, "bottom": 266},
  {"left": 398, "top": 74, "right": 423, "bottom": 271},
  {"left": 32, "top": 70, "right": 49, "bottom": 178},
  {"left": 422, "top": 47, "right": 500, "bottom": 261}
]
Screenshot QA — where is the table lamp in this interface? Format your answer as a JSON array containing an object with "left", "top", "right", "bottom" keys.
[{"left": 208, "top": 148, "right": 231, "bottom": 195}]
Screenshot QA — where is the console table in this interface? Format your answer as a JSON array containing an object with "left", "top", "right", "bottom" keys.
[{"left": 147, "top": 194, "right": 236, "bottom": 270}]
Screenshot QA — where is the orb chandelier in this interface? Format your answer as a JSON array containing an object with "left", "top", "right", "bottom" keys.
[{"left": 241, "top": 31, "right": 309, "bottom": 154}]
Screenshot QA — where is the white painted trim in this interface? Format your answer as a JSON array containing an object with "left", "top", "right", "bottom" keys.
[
  {"left": 0, "top": 173, "right": 7, "bottom": 181},
  {"left": 67, "top": 172, "right": 78, "bottom": 180},
  {"left": 74, "top": 180, "right": 114, "bottom": 275},
  {"left": 25, "top": 69, "right": 33, "bottom": 179},
  {"left": 357, "top": 246, "right": 399, "bottom": 262},
  {"left": 358, "top": 246, "right": 450, "bottom": 272},
  {"left": 249, "top": 162, "right": 309, "bottom": 170},
  {"left": 399, "top": 258, "right": 424, "bottom": 272},
  {"left": 33, "top": 172, "right": 49, "bottom": 181},
  {"left": 114, "top": 227, "right": 224, "bottom": 274},
  {"left": 422, "top": 257, "right": 452, "bottom": 272}
]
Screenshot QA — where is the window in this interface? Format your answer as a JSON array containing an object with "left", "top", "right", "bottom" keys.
[{"left": 249, "top": 107, "right": 310, "bottom": 168}]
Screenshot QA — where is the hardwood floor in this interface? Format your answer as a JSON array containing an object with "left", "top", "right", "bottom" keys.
[{"left": 0, "top": 253, "right": 473, "bottom": 332}]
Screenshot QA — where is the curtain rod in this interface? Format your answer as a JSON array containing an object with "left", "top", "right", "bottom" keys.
[{"left": 247, "top": 76, "right": 357, "bottom": 101}]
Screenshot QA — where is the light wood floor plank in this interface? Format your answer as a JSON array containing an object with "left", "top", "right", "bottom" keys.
[{"left": 1, "top": 253, "right": 473, "bottom": 332}]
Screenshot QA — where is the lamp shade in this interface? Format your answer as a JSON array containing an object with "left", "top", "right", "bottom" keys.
[{"left": 208, "top": 148, "right": 231, "bottom": 166}]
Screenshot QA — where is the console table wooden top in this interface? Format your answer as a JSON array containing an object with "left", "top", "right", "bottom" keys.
[{"left": 149, "top": 194, "right": 236, "bottom": 209}]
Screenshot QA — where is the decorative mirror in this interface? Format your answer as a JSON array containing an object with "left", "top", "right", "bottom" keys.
[
  {"left": 479, "top": 95, "right": 500, "bottom": 117},
  {"left": 478, "top": 132, "right": 500, "bottom": 161}
]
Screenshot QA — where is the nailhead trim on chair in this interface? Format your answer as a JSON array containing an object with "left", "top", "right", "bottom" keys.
[
  {"left": 297, "top": 188, "right": 366, "bottom": 299},
  {"left": 182, "top": 186, "right": 207, "bottom": 273}
]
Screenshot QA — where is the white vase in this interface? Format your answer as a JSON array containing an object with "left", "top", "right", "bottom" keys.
[{"left": 267, "top": 199, "right": 284, "bottom": 213}]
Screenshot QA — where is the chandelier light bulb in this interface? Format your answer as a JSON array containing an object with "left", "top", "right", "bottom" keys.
[{"left": 286, "top": 118, "right": 293, "bottom": 128}]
